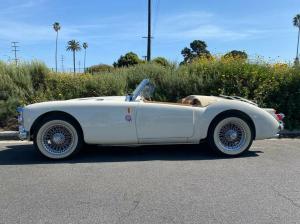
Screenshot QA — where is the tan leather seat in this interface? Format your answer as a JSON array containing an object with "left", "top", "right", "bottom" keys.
[{"left": 181, "top": 95, "right": 219, "bottom": 107}]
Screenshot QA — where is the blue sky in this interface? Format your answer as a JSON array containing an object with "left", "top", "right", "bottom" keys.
[{"left": 0, "top": 0, "right": 299, "bottom": 69}]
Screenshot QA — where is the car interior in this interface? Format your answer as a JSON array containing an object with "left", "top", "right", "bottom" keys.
[{"left": 144, "top": 95, "right": 219, "bottom": 107}]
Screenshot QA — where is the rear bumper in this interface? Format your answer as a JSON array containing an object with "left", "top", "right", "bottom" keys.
[
  {"left": 278, "top": 121, "right": 284, "bottom": 131},
  {"left": 274, "top": 122, "right": 284, "bottom": 138}
]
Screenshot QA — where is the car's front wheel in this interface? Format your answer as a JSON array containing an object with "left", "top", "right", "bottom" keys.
[
  {"left": 33, "top": 116, "right": 83, "bottom": 159},
  {"left": 208, "top": 113, "right": 254, "bottom": 156}
]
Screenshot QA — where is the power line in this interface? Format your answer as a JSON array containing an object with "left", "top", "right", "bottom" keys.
[{"left": 11, "top": 42, "right": 20, "bottom": 65}]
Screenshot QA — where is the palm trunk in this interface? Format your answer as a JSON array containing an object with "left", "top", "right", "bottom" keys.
[
  {"left": 55, "top": 31, "right": 58, "bottom": 73},
  {"left": 73, "top": 51, "right": 76, "bottom": 74},
  {"left": 296, "top": 28, "right": 300, "bottom": 59},
  {"left": 84, "top": 49, "right": 86, "bottom": 73}
]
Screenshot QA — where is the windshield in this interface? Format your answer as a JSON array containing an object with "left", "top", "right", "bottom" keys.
[
  {"left": 126, "top": 79, "right": 154, "bottom": 101},
  {"left": 132, "top": 79, "right": 150, "bottom": 97}
]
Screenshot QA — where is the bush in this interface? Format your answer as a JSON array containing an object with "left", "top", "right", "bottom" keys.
[
  {"left": 113, "top": 52, "right": 143, "bottom": 68},
  {"left": 86, "top": 64, "right": 114, "bottom": 74},
  {"left": 0, "top": 59, "right": 299, "bottom": 130},
  {"left": 0, "top": 61, "right": 46, "bottom": 129},
  {"left": 152, "top": 57, "right": 171, "bottom": 67}
]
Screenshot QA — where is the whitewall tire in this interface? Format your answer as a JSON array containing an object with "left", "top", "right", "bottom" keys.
[
  {"left": 208, "top": 114, "right": 254, "bottom": 156},
  {"left": 34, "top": 117, "right": 83, "bottom": 159}
]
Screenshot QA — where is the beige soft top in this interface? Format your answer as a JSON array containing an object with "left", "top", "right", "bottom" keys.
[{"left": 181, "top": 95, "right": 221, "bottom": 107}]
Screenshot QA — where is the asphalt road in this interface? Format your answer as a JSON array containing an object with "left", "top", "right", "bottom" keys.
[{"left": 0, "top": 139, "right": 299, "bottom": 224}]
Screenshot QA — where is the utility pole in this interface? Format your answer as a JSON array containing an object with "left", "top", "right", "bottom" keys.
[
  {"left": 61, "top": 55, "right": 64, "bottom": 72},
  {"left": 11, "top": 42, "right": 19, "bottom": 65},
  {"left": 147, "top": 0, "right": 152, "bottom": 62},
  {"left": 143, "top": 56, "right": 147, "bottom": 61}
]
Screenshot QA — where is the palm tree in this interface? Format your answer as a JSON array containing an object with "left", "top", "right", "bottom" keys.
[
  {"left": 53, "top": 22, "right": 61, "bottom": 73},
  {"left": 66, "top": 40, "right": 81, "bottom": 74},
  {"left": 82, "top": 42, "right": 88, "bottom": 73},
  {"left": 293, "top": 14, "right": 300, "bottom": 65}
]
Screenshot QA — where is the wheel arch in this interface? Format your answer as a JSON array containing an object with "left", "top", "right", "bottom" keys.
[
  {"left": 208, "top": 109, "right": 256, "bottom": 140},
  {"left": 29, "top": 111, "right": 84, "bottom": 141}
]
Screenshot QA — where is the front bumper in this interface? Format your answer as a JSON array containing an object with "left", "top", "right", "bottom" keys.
[
  {"left": 18, "top": 125, "right": 29, "bottom": 140},
  {"left": 17, "top": 106, "right": 29, "bottom": 140}
]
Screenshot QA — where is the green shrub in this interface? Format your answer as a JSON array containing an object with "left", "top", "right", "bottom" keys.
[
  {"left": 152, "top": 57, "right": 171, "bottom": 67},
  {"left": 86, "top": 64, "right": 114, "bottom": 74},
  {"left": 0, "top": 61, "right": 40, "bottom": 129},
  {"left": 0, "top": 59, "right": 299, "bottom": 130}
]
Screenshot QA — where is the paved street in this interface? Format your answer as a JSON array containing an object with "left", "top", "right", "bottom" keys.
[{"left": 0, "top": 139, "right": 299, "bottom": 224}]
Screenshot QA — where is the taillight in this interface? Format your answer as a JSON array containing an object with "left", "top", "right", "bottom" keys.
[{"left": 275, "top": 113, "right": 285, "bottom": 121}]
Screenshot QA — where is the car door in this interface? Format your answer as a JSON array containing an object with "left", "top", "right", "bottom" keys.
[
  {"left": 136, "top": 102, "right": 195, "bottom": 143},
  {"left": 77, "top": 101, "right": 139, "bottom": 144}
]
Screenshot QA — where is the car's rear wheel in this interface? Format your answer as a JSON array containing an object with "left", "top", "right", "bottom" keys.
[
  {"left": 33, "top": 116, "right": 83, "bottom": 159},
  {"left": 208, "top": 114, "right": 254, "bottom": 156}
]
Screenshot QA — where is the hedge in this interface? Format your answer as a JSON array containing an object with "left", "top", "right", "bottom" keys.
[{"left": 0, "top": 59, "right": 299, "bottom": 130}]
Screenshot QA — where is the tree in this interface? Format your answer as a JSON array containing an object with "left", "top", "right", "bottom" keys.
[
  {"left": 152, "top": 57, "right": 170, "bottom": 67},
  {"left": 87, "top": 64, "right": 114, "bottom": 74},
  {"left": 113, "top": 52, "right": 141, "bottom": 67},
  {"left": 66, "top": 40, "right": 81, "bottom": 74},
  {"left": 223, "top": 50, "right": 248, "bottom": 60},
  {"left": 293, "top": 14, "right": 300, "bottom": 65},
  {"left": 82, "top": 42, "right": 88, "bottom": 73},
  {"left": 53, "top": 22, "right": 61, "bottom": 73},
  {"left": 181, "top": 40, "right": 211, "bottom": 63}
]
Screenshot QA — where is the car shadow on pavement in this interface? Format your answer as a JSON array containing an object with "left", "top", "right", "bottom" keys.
[{"left": 0, "top": 142, "right": 263, "bottom": 165}]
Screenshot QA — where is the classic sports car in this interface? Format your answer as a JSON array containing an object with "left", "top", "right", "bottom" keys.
[{"left": 18, "top": 79, "right": 284, "bottom": 159}]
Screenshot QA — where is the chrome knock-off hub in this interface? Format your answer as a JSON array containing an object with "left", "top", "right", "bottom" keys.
[{"left": 52, "top": 133, "right": 65, "bottom": 145}]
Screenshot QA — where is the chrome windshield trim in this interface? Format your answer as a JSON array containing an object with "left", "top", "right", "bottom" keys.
[{"left": 127, "top": 79, "right": 150, "bottom": 102}]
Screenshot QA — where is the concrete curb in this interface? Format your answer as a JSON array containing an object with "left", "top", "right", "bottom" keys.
[
  {"left": 278, "top": 130, "right": 300, "bottom": 139},
  {"left": 0, "top": 131, "right": 19, "bottom": 140},
  {"left": 0, "top": 130, "right": 300, "bottom": 141}
]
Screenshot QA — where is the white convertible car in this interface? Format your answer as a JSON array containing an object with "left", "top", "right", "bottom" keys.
[{"left": 18, "top": 79, "right": 284, "bottom": 159}]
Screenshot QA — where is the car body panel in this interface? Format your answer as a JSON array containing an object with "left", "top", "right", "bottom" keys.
[
  {"left": 136, "top": 103, "right": 195, "bottom": 143},
  {"left": 191, "top": 100, "right": 280, "bottom": 141},
  {"left": 19, "top": 80, "right": 282, "bottom": 145},
  {"left": 24, "top": 99, "right": 139, "bottom": 144}
]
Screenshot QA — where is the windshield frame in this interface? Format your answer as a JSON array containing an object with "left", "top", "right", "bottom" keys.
[{"left": 126, "top": 79, "right": 151, "bottom": 102}]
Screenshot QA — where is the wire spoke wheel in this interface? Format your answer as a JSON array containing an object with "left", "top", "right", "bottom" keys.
[
  {"left": 35, "top": 119, "right": 80, "bottom": 159},
  {"left": 211, "top": 116, "right": 253, "bottom": 156},
  {"left": 42, "top": 125, "right": 74, "bottom": 154}
]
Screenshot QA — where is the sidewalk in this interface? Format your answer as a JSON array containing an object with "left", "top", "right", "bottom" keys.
[{"left": 0, "top": 130, "right": 299, "bottom": 141}]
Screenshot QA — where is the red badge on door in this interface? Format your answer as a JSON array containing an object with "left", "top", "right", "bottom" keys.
[
  {"left": 125, "top": 107, "right": 132, "bottom": 122},
  {"left": 125, "top": 114, "right": 132, "bottom": 122}
]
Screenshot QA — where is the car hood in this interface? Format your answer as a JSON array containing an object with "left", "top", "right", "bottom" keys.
[
  {"left": 25, "top": 96, "right": 126, "bottom": 110},
  {"left": 69, "top": 96, "right": 126, "bottom": 102}
]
